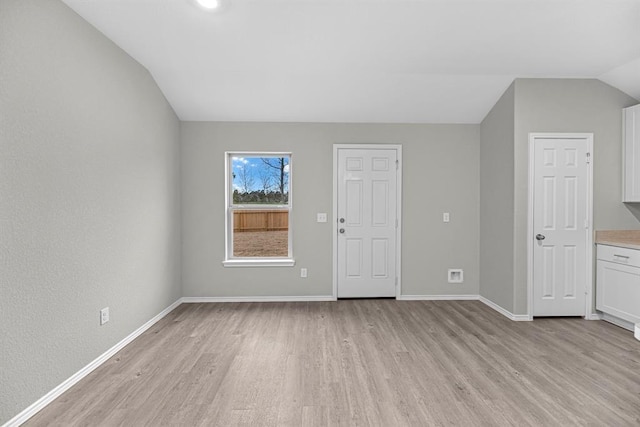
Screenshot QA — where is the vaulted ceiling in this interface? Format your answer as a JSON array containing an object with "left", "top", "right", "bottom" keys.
[{"left": 62, "top": 0, "right": 640, "bottom": 123}]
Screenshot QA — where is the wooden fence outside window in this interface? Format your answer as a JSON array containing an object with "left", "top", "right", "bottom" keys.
[{"left": 233, "top": 210, "right": 289, "bottom": 232}]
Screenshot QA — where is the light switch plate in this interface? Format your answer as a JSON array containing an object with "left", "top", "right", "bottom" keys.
[
  {"left": 317, "top": 213, "right": 327, "bottom": 223},
  {"left": 100, "top": 307, "right": 109, "bottom": 325}
]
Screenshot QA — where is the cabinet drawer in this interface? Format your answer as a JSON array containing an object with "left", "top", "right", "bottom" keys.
[{"left": 596, "top": 244, "right": 640, "bottom": 267}]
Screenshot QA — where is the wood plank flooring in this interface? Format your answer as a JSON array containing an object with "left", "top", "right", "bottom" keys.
[{"left": 25, "top": 300, "right": 640, "bottom": 426}]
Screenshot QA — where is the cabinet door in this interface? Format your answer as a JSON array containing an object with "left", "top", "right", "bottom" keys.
[
  {"left": 623, "top": 104, "right": 640, "bottom": 202},
  {"left": 596, "top": 260, "right": 640, "bottom": 324}
]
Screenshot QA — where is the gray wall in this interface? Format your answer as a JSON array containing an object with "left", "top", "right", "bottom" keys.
[
  {"left": 479, "top": 83, "right": 516, "bottom": 312},
  {"left": 0, "top": 0, "right": 182, "bottom": 423},
  {"left": 511, "top": 79, "right": 640, "bottom": 314},
  {"left": 181, "top": 122, "right": 480, "bottom": 298}
]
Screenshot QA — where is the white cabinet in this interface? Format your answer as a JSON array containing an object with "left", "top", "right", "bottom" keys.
[
  {"left": 596, "top": 244, "right": 640, "bottom": 325},
  {"left": 623, "top": 104, "right": 640, "bottom": 202}
]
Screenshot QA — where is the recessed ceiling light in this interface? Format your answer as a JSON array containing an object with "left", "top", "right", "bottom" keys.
[{"left": 195, "top": 0, "right": 220, "bottom": 10}]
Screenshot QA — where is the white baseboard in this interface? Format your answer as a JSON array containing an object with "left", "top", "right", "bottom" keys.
[
  {"left": 397, "top": 294, "right": 480, "bottom": 301},
  {"left": 3, "top": 298, "right": 183, "bottom": 427},
  {"left": 585, "top": 313, "right": 603, "bottom": 321},
  {"left": 601, "top": 312, "right": 635, "bottom": 331},
  {"left": 479, "top": 296, "right": 532, "bottom": 321},
  {"left": 181, "top": 295, "right": 336, "bottom": 303}
]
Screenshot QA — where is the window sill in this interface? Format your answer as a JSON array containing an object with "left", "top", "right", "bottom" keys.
[{"left": 222, "top": 259, "right": 296, "bottom": 268}]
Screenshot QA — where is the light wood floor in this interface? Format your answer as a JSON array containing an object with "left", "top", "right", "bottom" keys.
[{"left": 26, "top": 300, "right": 640, "bottom": 426}]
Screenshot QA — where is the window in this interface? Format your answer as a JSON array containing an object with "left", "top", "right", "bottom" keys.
[{"left": 223, "top": 152, "right": 294, "bottom": 267}]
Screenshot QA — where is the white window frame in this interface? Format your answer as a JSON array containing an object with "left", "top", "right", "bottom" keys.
[{"left": 223, "top": 152, "right": 294, "bottom": 267}]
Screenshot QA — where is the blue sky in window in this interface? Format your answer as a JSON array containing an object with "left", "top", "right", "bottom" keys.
[{"left": 232, "top": 156, "right": 289, "bottom": 193}]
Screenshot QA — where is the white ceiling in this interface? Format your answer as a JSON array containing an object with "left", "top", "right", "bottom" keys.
[{"left": 62, "top": 0, "right": 640, "bottom": 124}]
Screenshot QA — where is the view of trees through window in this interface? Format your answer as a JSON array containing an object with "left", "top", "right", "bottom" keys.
[
  {"left": 229, "top": 155, "right": 291, "bottom": 259},
  {"left": 232, "top": 156, "right": 289, "bottom": 204}
]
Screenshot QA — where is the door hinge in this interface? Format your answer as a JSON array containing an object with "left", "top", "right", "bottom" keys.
[
  {"left": 395, "top": 219, "right": 398, "bottom": 228},
  {"left": 396, "top": 159, "right": 399, "bottom": 170},
  {"left": 586, "top": 152, "right": 591, "bottom": 164},
  {"left": 395, "top": 277, "right": 398, "bottom": 286}
]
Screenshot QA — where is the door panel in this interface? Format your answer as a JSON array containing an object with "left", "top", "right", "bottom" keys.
[
  {"left": 372, "top": 180, "right": 389, "bottom": 226},
  {"left": 337, "top": 148, "right": 397, "bottom": 298},
  {"left": 563, "top": 246, "right": 577, "bottom": 298},
  {"left": 345, "top": 239, "right": 362, "bottom": 278},
  {"left": 345, "top": 180, "right": 363, "bottom": 226},
  {"left": 371, "top": 238, "right": 389, "bottom": 278},
  {"left": 533, "top": 137, "right": 588, "bottom": 316}
]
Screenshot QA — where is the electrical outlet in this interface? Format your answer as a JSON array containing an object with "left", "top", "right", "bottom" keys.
[
  {"left": 300, "top": 268, "right": 308, "bottom": 278},
  {"left": 443, "top": 212, "right": 450, "bottom": 223},
  {"left": 100, "top": 307, "right": 109, "bottom": 325},
  {"left": 316, "top": 213, "right": 327, "bottom": 223}
]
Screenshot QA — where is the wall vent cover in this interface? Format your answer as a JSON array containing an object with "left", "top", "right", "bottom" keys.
[{"left": 448, "top": 269, "right": 464, "bottom": 283}]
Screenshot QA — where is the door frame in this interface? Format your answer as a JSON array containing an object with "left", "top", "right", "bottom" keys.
[
  {"left": 332, "top": 144, "right": 403, "bottom": 299},
  {"left": 527, "top": 133, "right": 594, "bottom": 319}
]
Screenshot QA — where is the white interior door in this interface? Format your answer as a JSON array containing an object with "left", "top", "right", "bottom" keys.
[
  {"left": 336, "top": 148, "right": 398, "bottom": 298},
  {"left": 532, "top": 135, "right": 591, "bottom": 316}
]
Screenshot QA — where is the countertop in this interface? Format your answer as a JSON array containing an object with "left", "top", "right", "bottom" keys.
[{"left": 595, "top": 230, "right": 640, "bottom": 251}]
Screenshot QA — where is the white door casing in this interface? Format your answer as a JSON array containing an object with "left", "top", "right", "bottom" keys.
[
  {"left": 529, "top": 134, "right": 593, "bottom": 317},
  {"left": 333, "top": 145, "right": 402, "bottom": 298}
]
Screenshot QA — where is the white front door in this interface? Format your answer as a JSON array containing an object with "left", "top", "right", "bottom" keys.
[
  {"left": 532, "top": 135, "right": 591, "bottom": 316},
  {"left": 336, "top": 147, "right": 399, "bottom": 298}
]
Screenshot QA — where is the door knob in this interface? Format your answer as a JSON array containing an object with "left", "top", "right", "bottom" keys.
[
  {"left": 339, "top": 228, "right": 345, "bottom": 234},
  {"left": 535, "top": 234, "right": 545, "bottom": 241},
  {"left": 339, "top": 218, "right": 345, "bottom": 223}
]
